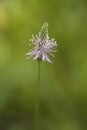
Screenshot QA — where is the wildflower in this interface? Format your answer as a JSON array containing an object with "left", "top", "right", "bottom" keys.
[{"left": 26, "top": 23, "right": 57, "bottom": 63}]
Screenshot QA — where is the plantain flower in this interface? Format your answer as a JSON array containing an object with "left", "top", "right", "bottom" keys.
[{"left": 26, "top": 23, "right": 57, "bottom": 63}]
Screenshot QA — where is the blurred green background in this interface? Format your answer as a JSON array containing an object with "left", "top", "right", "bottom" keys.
[{"left": 0, "top": 0, "right": 87, "bottom": 130}]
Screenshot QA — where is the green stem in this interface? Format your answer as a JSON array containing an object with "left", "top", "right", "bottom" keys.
[{"left": 34, "top": 61, "right": 41, "bottom": 130}]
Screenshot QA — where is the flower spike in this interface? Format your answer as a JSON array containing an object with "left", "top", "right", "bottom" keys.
[{"left": 26, "top": 23, "right": 57, "bottom": 63}]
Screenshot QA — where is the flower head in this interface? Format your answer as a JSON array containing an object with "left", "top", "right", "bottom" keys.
[{"left": 26, "top": 23, "right": 57, "bottom": 63}]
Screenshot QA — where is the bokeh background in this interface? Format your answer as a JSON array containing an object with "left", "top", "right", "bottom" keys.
[{"left": 0, "top": 0, "right": 87, "bottom": 130}]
